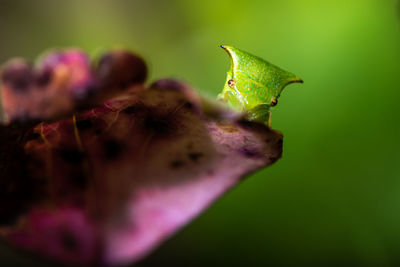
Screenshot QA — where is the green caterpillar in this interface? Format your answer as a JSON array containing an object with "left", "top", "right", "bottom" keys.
[{"left": 218, "top": 45, "right": 303, "bottom": 126}]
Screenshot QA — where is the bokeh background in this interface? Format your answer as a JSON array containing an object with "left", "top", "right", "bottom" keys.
[{"left": 0, "top": 0, "right": 400, "bottom": 265}]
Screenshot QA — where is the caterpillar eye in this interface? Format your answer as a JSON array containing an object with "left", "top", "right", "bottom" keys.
[
  {"left": 227, "top": 79, "right": 236, "bottom": 88},
  {"left": 270, "top": 98, "right": 278, "bottom": 106}
]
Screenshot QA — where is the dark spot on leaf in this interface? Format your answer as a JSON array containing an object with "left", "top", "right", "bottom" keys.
[
  {"left": 59, "top": 149, "right": 85, "bottom": 164},
  {"left": 240, "top": 148, "right": 262, "bottom": 158},
  {"left": 188, "top": 152, "right": 203, "bottom": 162},
  {"left": 25, "top": 132, "right": 41, "bottom": 141},
  {"left": 143, "top": 115, "right": 174, "bottom": 136},
  {"left": 1, "top": 61, "right": 34, "bottom": 92},
  {"left": 170, "top": 160, "right": 184, "bottom": 168},
  {"left": 269, "top": 156, "right": 279, "bottom": 163},
  {"left": 76, "top": 118, "right": 93, "bottom": 131},
  {"left": 74, "top": 81, "right": 99, "bottom": 100},
  {"left": 61, "top": 231, "right": 78, "bottom": 252},
  {"left": 103, "top": 139, "right": 123, "bottom": 160},
  {"left": 122, "top": 105, "right": 146, "bottom": 114},
  {"left": 70, "top": 171, "right": 88, "bottom": 189},
  {"left": 183, "top": 101, "right": 193, "bottom": 110},
  {"left": 187, "top": 142, "right": 194, "bottom": 150},
  {"left": 35, "top": 68, "right": 52, "bottom": 87},
  {"left": 238, "top": 119, "right": 270, "bottom": 132}
]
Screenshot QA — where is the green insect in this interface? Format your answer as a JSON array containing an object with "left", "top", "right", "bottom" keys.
[{"left": 218, "top": 45, "right": 303, "bottom": 127}]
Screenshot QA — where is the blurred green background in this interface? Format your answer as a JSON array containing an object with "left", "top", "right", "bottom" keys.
[{"left": 0, "top": 0, "right": 400, "bottom": 265}]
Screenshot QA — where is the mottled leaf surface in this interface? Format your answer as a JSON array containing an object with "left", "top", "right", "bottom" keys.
[
  {"left": 0, "top": 50, "right": 283, "bottom": 266},
  {"left": 0, "top": 50, "right": 146, "bottom": 124}
]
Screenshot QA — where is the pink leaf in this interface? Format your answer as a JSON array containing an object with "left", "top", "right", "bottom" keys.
[{"left": 0, "top": 51, "right": 282, "bottom": 266}]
